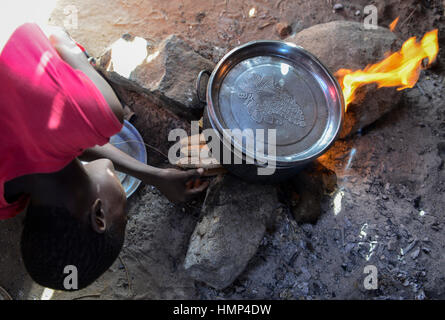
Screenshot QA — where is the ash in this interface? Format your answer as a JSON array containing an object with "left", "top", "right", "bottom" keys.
[{"left": 197, "top": 70, "right": 445, "bottom": 300}]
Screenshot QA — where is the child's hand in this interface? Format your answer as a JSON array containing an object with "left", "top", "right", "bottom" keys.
[{"left": 151, "top": 168, "right": 210, "bottom": 204}]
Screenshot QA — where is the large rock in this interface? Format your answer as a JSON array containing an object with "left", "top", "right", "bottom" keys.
[
  {"left": 287, "top": 21, "right": 402, "bottom": 137},
  {"left": 117, "top": 186, "right": 200, "bottom": 299},
  {"left": 184, "top": 174, "right": 279, "bottom": 290},
  {"left": 114, "top": 88, "right": 191, "bottom": 167},
  {"left": 98, "top": 34, "right": 215, "bottom": 119}
]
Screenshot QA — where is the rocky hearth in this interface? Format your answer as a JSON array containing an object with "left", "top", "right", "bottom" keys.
[
  {"left": 1, "top": 0, "right": 444, "bottom": 302},
  {"left": 286, "top": 21, "right": 402, "bottom": 138},
  {"left": 96, "top": 35, "right": 215, "bottom": 165},
  {"left": 184, "top": 175, "right": 278, "bottom": 289},
  {"left": 98, "top": 34, "right": 215, "bottom": 120},
  {"left": 90, "top": 22, "right": 424, "bottom": 292}
]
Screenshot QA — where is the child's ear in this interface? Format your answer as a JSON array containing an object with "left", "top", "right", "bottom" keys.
[{"left": 90, "top": 198, "right": 106, "bottom": 233}]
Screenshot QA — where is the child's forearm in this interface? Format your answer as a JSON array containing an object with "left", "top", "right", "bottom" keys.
[
  {"left": 81, "top": 143, "right": 210, "bottom": 203},
  {"left": 80, "top": 143, "right": 164, "bottom": 187}
]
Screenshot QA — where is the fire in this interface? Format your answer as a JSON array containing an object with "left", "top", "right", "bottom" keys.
[
  {"left": 389, "top": 17, "right": 399, "bottom": 32},
  {"left": 335, "top": 29, "right": 439, "bottom": 111}
]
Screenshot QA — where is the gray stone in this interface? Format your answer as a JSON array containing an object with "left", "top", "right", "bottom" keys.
[
  {"left": 98, "top": 34, "right": 215, "bottom": 119},
  {"left": 286, "top": 21, "right": 402, "bottom": 138},
  {"left": 402, "top": 240, "right": 418, "bottom": 256},
  {"left": 333, "top": 4, "right": 344, "bottom": 11},
  {"left": 183, "top": 174, "right": 278, "bottom": 290},
  {"left": 411, "top": 247, "right": 421, "bottom": 260},
  {"left": 113, "top": 89, "right": 191, "bottom": 166},
  {"left": 119, "top": 186, "right": 200, "bottom": 299}
]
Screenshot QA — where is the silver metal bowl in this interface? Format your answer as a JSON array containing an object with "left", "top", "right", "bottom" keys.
[
  {"left": 200, "top": 40, "right": 344, "bottom": 182},
  {"left": 82, "top": 120, "right": 147, "bottom": 197},
  {"left": 109, "top": 120, "right": 147, "bottom": 198}
]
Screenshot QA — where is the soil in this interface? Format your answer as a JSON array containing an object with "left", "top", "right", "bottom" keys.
[
  {"left": 1, "top": 0, "right": 444, "bottom": 300},
  {"left": 48, "top": 0, "right": 444, "bottom": 63}
]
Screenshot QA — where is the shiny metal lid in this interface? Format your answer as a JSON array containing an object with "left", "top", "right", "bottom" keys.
[{"left": 206, "top": 40, "right": 344, "bottom": 167}]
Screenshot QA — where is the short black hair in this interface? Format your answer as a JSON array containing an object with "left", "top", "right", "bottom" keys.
[{"left": 21, "top": 205, "right": 125, "bottom": 291}]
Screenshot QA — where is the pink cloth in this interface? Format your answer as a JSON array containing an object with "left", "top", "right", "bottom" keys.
[{"left": 0, "top": 23, "right": 122, "bottom": 220}]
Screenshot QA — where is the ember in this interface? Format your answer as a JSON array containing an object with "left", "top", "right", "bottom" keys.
[
  {"left": 389, "top": 17, "right": 399, "bottom": 32},
  {"left": 335, "top": 29, "right": 439, "bottom": 110}
]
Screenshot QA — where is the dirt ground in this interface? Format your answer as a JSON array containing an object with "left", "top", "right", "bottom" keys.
[
  {"left": 1, "top": 0, "right": 445, "bottom": 300},
  {"left": 48, "top": 0, "right": 444, "bottom": 62}
]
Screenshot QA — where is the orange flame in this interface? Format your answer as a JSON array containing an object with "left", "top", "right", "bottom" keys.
[
  {"left": 389, "top": 17, "right": 399, "bottom": 32},
  {"left": 336, "top": 29, "right": 439, "bottom": 111}
]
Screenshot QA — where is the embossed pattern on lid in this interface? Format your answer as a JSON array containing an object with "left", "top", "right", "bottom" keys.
[{"left": 206, "top": 41, "right": 344, "bottom": 167}]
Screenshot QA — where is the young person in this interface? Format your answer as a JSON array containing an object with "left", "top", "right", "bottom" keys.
[{"left": 0, "top": 23, "right": 208, "bottom": 290}]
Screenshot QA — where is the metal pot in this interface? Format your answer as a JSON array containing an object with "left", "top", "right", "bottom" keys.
[{"left": 196, "top": 40, "right": 344, "bottom": 183}]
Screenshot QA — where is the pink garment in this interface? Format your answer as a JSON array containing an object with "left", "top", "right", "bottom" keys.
[{"left": 0, "top": 23, "right": 122, "bottom": 219}]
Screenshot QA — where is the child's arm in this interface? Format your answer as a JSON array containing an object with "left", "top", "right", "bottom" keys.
[
  {"left": 42, "top": 26, "right": 124, "bottom": 124},
  {"left": 42, "top": 26, "right": 209, "bottom": 202},
  {"left": 80, "top": 143, "right": 209, "bottom": 204}
]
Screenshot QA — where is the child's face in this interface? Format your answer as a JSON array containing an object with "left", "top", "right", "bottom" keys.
[{"left": 83, "top": 159, "right": 127, "bottom": 233}]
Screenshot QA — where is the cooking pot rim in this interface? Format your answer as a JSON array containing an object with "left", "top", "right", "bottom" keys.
[{"left": 204, "top": 40, "right": 345, "bottom": 167}]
